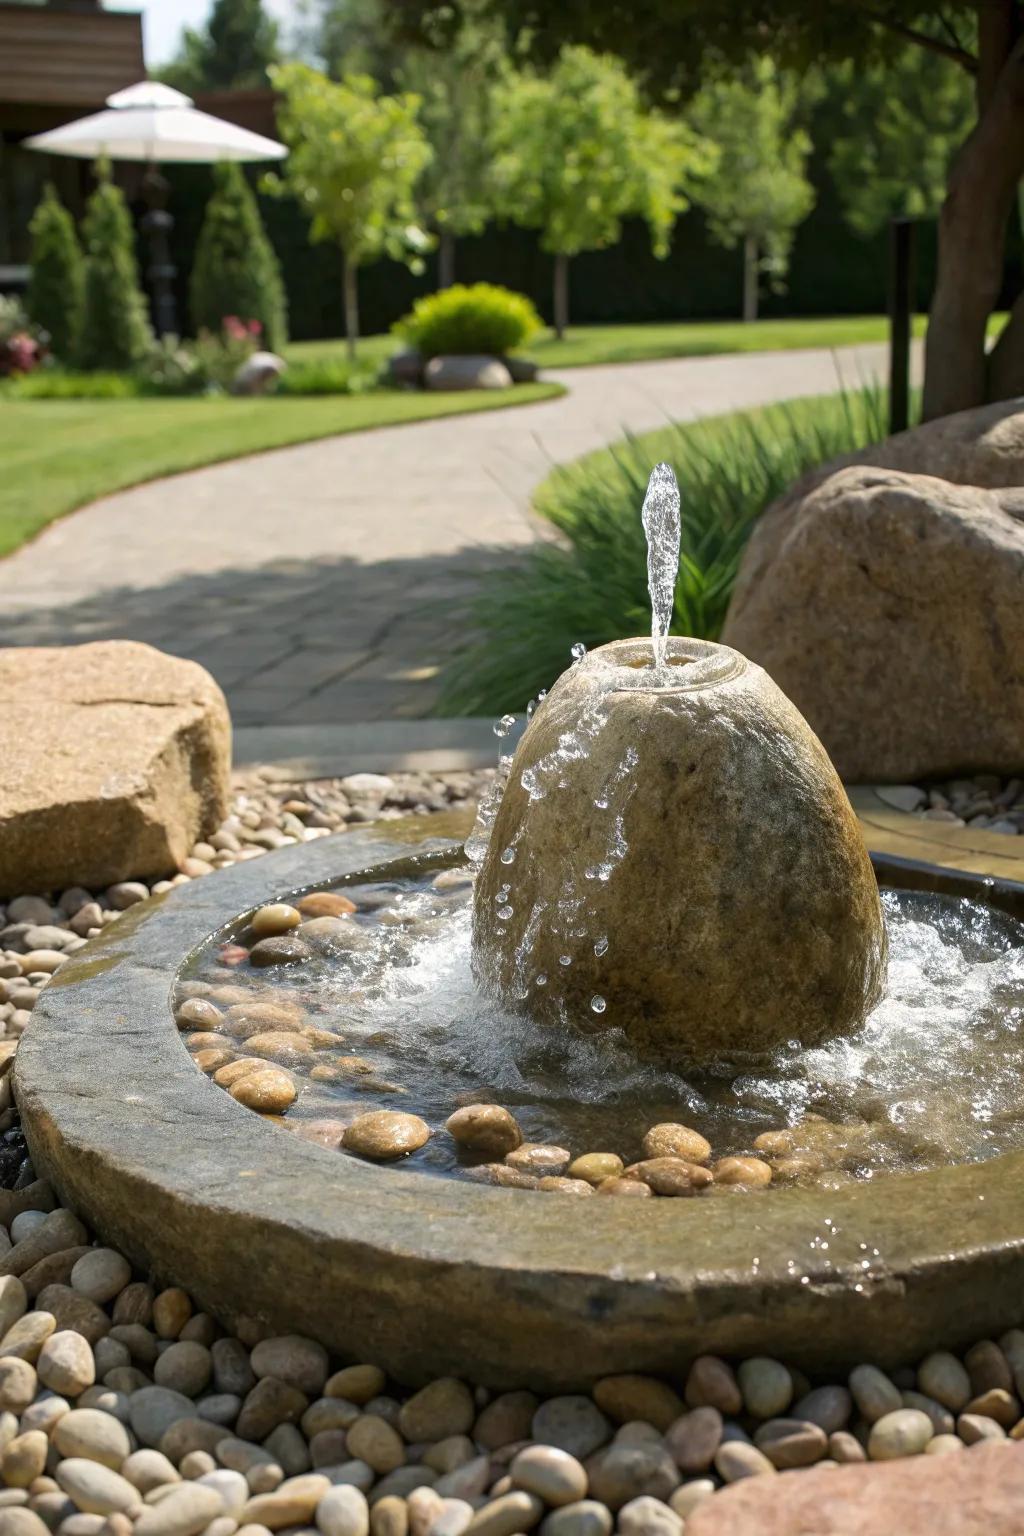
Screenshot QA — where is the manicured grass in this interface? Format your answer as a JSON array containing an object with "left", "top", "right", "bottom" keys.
[
  {"left": 288, "top": 315, "right": 923, "bottom": 372},
  {"left": 0, "top": 383, "right": 562, "bottom": 561},
  {"left": 289, "top": 311, "right": 1010, "bottom": 372}
]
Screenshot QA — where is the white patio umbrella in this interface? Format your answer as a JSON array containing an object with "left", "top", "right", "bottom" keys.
[{"left": 24, "top": 82, "right": 287, "bottom": 333}]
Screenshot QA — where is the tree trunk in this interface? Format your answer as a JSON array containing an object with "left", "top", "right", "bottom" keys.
[
  {"left": 553, "top": 253, "right": 570, "bottom": 340},
  {"left": 923, "top": 12, "right": 1024, "bottom": 420},
  {"left": 438, "top": 230, "right": 456, "bottom": 289},
  {"left": 742, "top": 235, "right": 759, "bottom": 323},
  {"left": 342, "top": 256, "right": 359, "bottom": 363}
]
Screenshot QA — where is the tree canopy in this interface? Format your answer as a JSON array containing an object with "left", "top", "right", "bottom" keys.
[
  {"left": 827, "top": 41, "right": 974, "bottom": 237},
  {"left": 161, "top": 0, "right": 280, "bottom": 93},
  {"left": 690, "top": 59, "right": 815, "bottom": 318},
  {"left": 268, "top": 62, "right": 433, "bottom": 350},
  {"left": 490, "top": 46, "right": 712, "bottom": 261}
]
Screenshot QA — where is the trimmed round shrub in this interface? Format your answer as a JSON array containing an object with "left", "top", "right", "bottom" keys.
[{"left": 396, "top": 283, "right": 541, "bottom": 358}]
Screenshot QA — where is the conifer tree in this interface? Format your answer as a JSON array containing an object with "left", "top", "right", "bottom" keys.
[
  {"left": 190, "top": 162, "right": 287, "bottom": 350},
  {"left": 78, "top": 166, "right": 152, "bottom": 371},
  {"left": 26, "top": 184, "right": 84, "bottom": 361}
]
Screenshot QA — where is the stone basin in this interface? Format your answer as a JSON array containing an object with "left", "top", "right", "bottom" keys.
[{"left": 15, "top": 816, "right": 1024, "bottom": 1389}]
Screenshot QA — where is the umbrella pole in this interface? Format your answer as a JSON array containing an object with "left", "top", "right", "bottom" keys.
[{"left": 140, "top": 164, "right": 178, "bottom": 338}]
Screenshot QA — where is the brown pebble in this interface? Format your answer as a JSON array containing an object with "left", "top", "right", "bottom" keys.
[
  {"left": 685, "top": 1357, "right": 742, "bottom": 1416},
  {"left": 964, "top": 1388, "right": 1020, "bottom": 1427},
  {"left": 536, "top": 1178, "right": 595, "bottom": 1195},
  {"left": 641, "top": 1124, "right": 712, "bottom": 1164},
  {"left": 711, "top": 1156, "right": 772, "bottom": 1188},
  {"left": 343, "top": 1112, "right": 431, "bottom": 1161},
  {"left": 626, "top": 1159, "right": 713, "bottom": 1197},
  {"left": 965, "top": 1340, "right": 1014, "bottom": 1397},
  {"left": 230, "top": 1068, "right": 298, "bottom": 1114},
  {"left": 505, "top": 1144, "right": 571, "bottom": 1177},
  {"left": 446, "top": 1105, "right": 523, "bottom": 1158},
  {"left": 174, "top": 999, "right": 223, "bottom": 1031},
  {"left": 297, "top": 892, "right": 358, "bottom": 919},
  {"left": 566, "top": 1154, "right": 624, "bottom": 1186},
  {"left": 463, "top": 1165, "right": 539, "bottom": 1190},
  {"left": 596, "top": 1178, "right": 651, "bottom": 1198}
]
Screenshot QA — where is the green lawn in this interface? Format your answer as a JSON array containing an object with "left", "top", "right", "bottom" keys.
[
  {"left": 290, "top": 311, "right": 1012, "bottom": 372},
  {"left": 288, "top": 315, "right": 925, "bottom": 372},
  {"left": 0, "top": 383, "right": 561, "bottom": 560}
]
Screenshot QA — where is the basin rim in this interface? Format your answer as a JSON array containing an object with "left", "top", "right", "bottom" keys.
[{"left": 15, "top": 822, "right": 1024, "bottom": 1387}]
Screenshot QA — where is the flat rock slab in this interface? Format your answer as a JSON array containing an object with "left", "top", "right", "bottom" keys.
[
  {"left": 0, "top": 641, "right": 230, "bottom": 896},
  {"left": 688, "top": 1442, "right": 1024, "bottom": 1535}
]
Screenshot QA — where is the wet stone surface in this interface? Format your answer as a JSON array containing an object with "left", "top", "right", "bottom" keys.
[{"left": 173, "top": 862, "right": 1024, "bottom": 1195}]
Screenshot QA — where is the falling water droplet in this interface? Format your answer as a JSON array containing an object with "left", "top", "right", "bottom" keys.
[
  {"left": 570, "top": 642, "right": 586, "bottom": 662},
  {"left": 497, "top": 905, "right": 513, "bottom": 921},
  {"left": 494, "top": 713, "right": 517, "bottom": 738},
  {"left": 535, "top": 973, "right": 548, "bottom": 986},
  {"left": 526, "top": 698, "right": 537, "bottom": 718},
  {"left": 594, "top": 936, "right": 609, "bottom": 957},
  {"left": 559, "top": 954, "right": 572, "bottom": 967},
  {"left": 591, "top": 995, "right": 607, "bottom": 1014},
  {"left": 500, "top": 847, "right": 516, "bottom": 865},
  {"left": 538, "top": 689, "right": 547, "bottom": 700}
]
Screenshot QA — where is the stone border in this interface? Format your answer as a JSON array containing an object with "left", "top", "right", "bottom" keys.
[{"left": 15, "top": 820, "right": 1024, "bottom": 1390}]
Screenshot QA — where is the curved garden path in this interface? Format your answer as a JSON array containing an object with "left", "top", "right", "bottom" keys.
[{"left": 1, "top": 343, "right": 899, "bottom": 759}]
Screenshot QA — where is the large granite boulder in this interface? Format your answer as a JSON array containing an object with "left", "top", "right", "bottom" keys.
[
  {"left": 688, "top": 1441, "right": 1024, "bottom": 1536},
  {"left": 0, "top": 642, "right": 230, "bottom": 896},
  {"left": 723, "top": 466, "right": 1024, "bottom": 782},
  {"left": 473, "top": 636, "right": 885, "bottom": 1064}
]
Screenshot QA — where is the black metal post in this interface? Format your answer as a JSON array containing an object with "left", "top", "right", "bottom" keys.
[
  {"left": 888, "top": 217, "right": 915, "bottom": 435},
  {"left": 141, "top": 167, "right": 178, "bottom": 338}
]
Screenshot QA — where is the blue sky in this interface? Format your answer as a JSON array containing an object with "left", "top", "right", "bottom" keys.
[{"left": 105, "top": 1, "right": 299, "bottom": 66}]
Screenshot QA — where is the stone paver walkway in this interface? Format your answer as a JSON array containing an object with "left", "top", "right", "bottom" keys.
[{"left": 0, "top": 344, "right": 899, "bottom": 729}]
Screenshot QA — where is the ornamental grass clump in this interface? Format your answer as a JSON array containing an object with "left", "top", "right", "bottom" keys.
[
  {"left": 436, "top": 384, "right": 889, "bottom": 715},
  {"left": 396, "top": 283, "right": 541, "bottom": 358}
]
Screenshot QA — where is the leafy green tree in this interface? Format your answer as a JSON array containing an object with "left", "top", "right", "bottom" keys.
[
  {"left": 161, "top": 0, "right": 279, "bottom": 92},
  {"left": 689, "top": 59, "right": 815, "bottom": 322},
  {"left": 409, "top": 0, "right": 1024, "bottom": 420},
  {"left": 26, "top": 184, "right": 84, "bottom": 361},
  {"left": 294, "top": 0, "right": 406, "bottom": 84},
  {"left": 489, "top": 46, "right": 714, "bottom": 338},
  {"left": 78, "top": 166, "right": 152, "bottom": 371},
  {"left": 267, "top": 63, "right": 433, "bottom": 357},
  {"left": 827, "top": 44, "right": 974, "bottom": 238},
  {"left": 295, "top": 0, "right": 504, "bottom": 286},
  {"left": 190, "top": 162, "right": 288, "bottom": 350}
]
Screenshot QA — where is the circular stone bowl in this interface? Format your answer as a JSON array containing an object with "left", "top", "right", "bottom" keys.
[{"left": 15, "top": 818, "right": 1024, "bottom": 1389}]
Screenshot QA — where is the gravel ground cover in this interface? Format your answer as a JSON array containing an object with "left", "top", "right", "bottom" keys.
[
  {"left": 878, "top": 775, "right": 1024, "bottom": 833},
  {"left": 1, "top": 766, "right": 1023, "bottom": 1530}
]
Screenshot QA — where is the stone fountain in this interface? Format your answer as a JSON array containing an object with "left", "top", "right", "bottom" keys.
[
  {"left": 474, "top": 466, "right": 886, "bottom": 1062},
  {"left": 14, "top": 464, "right": 1024, "bottom": 1388}
]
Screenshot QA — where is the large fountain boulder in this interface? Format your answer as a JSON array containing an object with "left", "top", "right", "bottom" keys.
[
  {"left": 723, "top": 466, "right": 1024, "bottom": 782},
  {"left": 473, "top": 637, "right": 885, "bottom": 1063},
  {"left": 0, "top": 641, "right": 231, "bottom": 896}
]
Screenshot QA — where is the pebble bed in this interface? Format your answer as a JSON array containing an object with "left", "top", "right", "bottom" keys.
[
  {"left": 886, "top": 774, "right": 1024, "bottom": 833},
  {"left": 1, "top": 764, "right": 1023, "bottom": 1527},
  {"left": 0, "top": 1194, "right": 1021, "bottom": 1536}
]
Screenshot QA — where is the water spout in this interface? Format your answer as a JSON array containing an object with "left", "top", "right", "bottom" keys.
[{"left": 642, "top": 462, "right": 681, "bottom": 672}]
